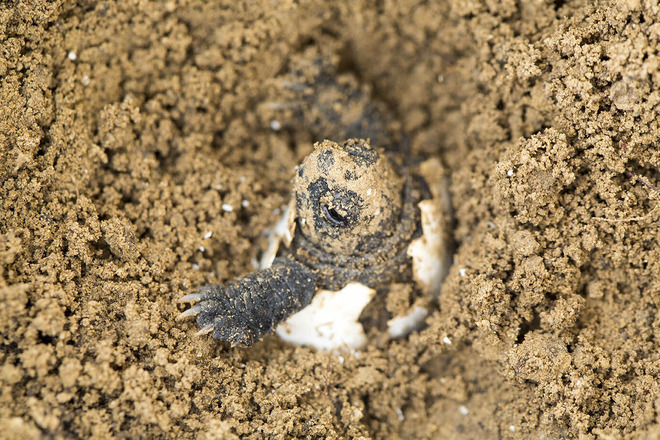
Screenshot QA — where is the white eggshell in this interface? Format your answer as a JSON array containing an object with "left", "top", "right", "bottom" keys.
[{"left": 276, "top": 282, "right": 375, "bottom": 351}]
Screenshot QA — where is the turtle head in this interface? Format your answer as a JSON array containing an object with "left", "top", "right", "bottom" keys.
[{"left": 293, "top": 139, "right": 404, "bottom": 255}]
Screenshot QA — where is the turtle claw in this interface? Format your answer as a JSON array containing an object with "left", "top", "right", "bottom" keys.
[
  {"left": 196, "top": 323, "right": 214, "bottom": 336},
  {"left": 178, "top": 292, "right": 205, "bottom": 303},
  {"left": 176, "top": 305, "right": 203, "bottom": 320}
]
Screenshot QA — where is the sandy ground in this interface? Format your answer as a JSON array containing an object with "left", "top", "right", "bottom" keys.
[{"left": 1, "top": 0, "right": 659, "bottom": 438}]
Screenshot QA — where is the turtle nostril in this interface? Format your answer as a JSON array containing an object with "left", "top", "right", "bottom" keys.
[{"left": 322, "top": 205, "right": 347, "bottom": 227}]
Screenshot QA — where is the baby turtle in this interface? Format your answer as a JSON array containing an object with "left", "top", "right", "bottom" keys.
[{"left": 178, "top": 54, "right": 450, "bottom": 347}]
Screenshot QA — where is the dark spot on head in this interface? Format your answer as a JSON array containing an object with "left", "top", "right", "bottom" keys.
[
  {"left": 317, "top": 149, "right": 335, "bottom": 171},
  {"left": 344, "top": 170, "right": 358, "bottom": 180},
  {"left": 344, "top": 140, "right": 377, "bottom": 167},
  {"left": 303, "top": 177, "right": 329, "bottom": 205},
  {"left": 296, "top": 187, "right": 309, "bottom": 211}
]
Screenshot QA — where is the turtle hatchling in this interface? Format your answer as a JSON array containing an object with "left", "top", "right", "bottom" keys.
[{"left": 178, "top": 54, "right": 452, "bottom": 349}]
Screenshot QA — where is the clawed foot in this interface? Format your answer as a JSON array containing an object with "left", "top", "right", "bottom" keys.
[
  {"left": 177, "top": 288, "right": 215, "bottom": 336},
  {"left": 177, "top": 258, "right": 318, "bottom": 347}
]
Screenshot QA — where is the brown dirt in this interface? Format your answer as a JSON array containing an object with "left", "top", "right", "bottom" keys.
[{"left": 1, "top": 0, "right": 659, "bottom": 438}]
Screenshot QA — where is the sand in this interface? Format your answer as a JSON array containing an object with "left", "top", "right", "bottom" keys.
[{"left": 1, "top": 0, "right": 659, "bottom": 438}]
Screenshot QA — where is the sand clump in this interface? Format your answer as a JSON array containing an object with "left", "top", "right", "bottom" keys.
[{"left": 1, "top": 0, "right": 659, "bottom": 438}]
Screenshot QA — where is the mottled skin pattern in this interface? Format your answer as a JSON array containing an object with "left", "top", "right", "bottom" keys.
[
  {"left": 290, "top": 139, "right": 426, "bottom": 291},
  {"left": 178, "top": 57, "right": 428, "bottom": 347}
]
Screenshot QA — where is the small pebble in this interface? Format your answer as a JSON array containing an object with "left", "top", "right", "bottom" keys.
[
  {"left": 443, "top": 336, "right": 452, "bottom": 345},
  {"left": 222, "top": 204, "right": 233, "bottom": 212},
  {"left": 68, "top": 51, "right": 77, "bottom": 61},
  {"left": 203, "top": 231, "right": 213, "bottom": 239},
  {"left": 459, "top": 406, "right": 469, "bottom": 415},
  {"left": 507, "top": 170, "right": 514, "bottom": 176}
]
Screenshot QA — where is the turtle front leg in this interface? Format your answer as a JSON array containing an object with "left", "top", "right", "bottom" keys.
[{"left": 178, "top": 257, "right": 318, "bottom": 347}]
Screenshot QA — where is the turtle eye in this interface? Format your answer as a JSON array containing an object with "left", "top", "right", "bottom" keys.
[{"left": 322, "top": 204, "right": 347, "bottom": 227}]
